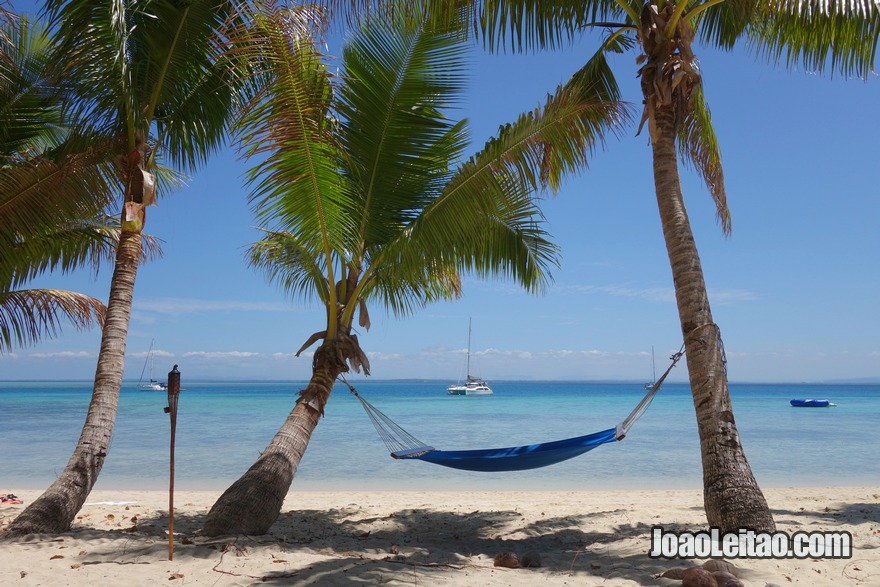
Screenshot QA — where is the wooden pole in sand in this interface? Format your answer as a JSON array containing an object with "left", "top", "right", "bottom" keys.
[{"left": 165, "top": 365, "right": 181, "bottom": 561}]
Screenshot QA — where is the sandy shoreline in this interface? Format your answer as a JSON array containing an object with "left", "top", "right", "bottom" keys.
[{"left": 1, "top": 486, "right": 877, "bottom": 586}]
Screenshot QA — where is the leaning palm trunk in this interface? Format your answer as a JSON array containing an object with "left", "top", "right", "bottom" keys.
[
  {"left": 5, "top": 229, "right": 142, "bottom": 536},
  {"left": 650, "top": 104, "right": 775, "bottom": 533},
  {"left": 637, "top": 3, "right": 774, "bottom": 534},
  {"left": 203, "top": 339, "right": 352, "bottom": 535}
]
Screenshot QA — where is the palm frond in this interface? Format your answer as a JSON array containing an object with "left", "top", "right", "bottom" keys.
[
  {"left": 0, "top": 288, "right": 105, "bottom": 352},
  {"left": 2, "top": 217, "right": 113, "bottom": 289},
  {"left": 0, "top": 143, "right": 117, "bottom": 251},
  {"left": 384, "top": 71, "right": 631, "bottom": 297},
  {"left": 362, "top": 246, "right": 463, "bottom": 318},
  {"left": 234, "top": 5, "right": 353, "bottom": 281},
  {"left": 677, "top": 83, "right": 730, "bottom": 235},
  {"left": 140, "top": 0, "right": 240, "bottom": 171},
  {"left": 45, "top": 0, "right": 241, "bottom": 165},
  {"left": 693, "top": 0, "right": 752, "bottom": 49},
  {"left": 248, "top": 230, "right": 331, "bottom": 305},
  {"left": 44, "top": 0, "right": 135, "bottom": 136},
  {"left": 747, "top": 0, "right": 879, "bottom": 79},
  {"left": 0, "top": 16, "right": 65, "bottom": 159},
  {"left": 1, "top": 215, "right": 163, "bottom": 292},
  {"left": 474, "top": 0, "right": 627, "bottom": 53},
  {"left": 338, "top": 5, "right": 470, "bottom": 252}
]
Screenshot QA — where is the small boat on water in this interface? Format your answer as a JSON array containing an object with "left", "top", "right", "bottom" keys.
[
  {"left": 790, "top": 399, "right": 836, "bottom": 408},
  {"left": 448, "top": 375, "right": 493, "bottom": 396},
  {"left": 447, "top": 319, "right": 493, "bottom": 396},
  {"left": 642, "top": 346, "right": 656, "bottom": 390},
  {"left": 137, "top": 339, "right": 167, "bottom": 391}
]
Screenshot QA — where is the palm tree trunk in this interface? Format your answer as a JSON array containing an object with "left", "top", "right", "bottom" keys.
[
  {"left": 651, "top": 104, "right": 775, "bottom": 533},
  {"left": 5, "top": 228, "right": 142, "bottom": 536},
  {"left": 202, "top": 345, "right": 342, "bottom": 536}
]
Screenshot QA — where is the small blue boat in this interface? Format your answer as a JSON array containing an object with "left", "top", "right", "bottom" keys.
[{"left": 790, "top": 399, "right": 836, "bottom": 408}]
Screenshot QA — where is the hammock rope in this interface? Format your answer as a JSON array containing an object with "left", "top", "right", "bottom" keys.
[
  {"left": 348, "top": 386, "right": 435, "bottom": 457},
  {"left": 618, "top": 347, "right": 684, "bottom": 439},
  {"left": 343, "top": 347, "right": 684, "bottom": 472}
]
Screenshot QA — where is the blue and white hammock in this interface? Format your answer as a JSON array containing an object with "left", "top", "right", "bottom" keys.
[{"left": 347, "top": 350, "right": 683, "bottom": 472}]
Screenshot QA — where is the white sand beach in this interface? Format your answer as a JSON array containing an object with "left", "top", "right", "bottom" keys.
[{"left": 1, "top": 486, "right": 877, "bottom": 586}]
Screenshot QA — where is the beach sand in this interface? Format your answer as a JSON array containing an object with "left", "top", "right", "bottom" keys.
[{"left": 1, "top": 486, "right": 877, "bottom": 586}]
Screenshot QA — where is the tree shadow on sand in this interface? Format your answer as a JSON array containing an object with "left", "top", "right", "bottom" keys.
[{"left": 3, "top": 505, "right": 684, "bottom": 585}]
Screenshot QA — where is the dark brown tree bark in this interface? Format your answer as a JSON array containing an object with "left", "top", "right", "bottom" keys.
[
  {"left": 5, "top": 227, "right": 143, "bottom": 536},
  {"left": 642, "top": 5, "right": 775, "bottom": 530},
  {"left": 651, "top": 105, "right": 774, "bottom": 532},
  {"left": 202, "top": 339, "right": 352, "bottom": 535}
]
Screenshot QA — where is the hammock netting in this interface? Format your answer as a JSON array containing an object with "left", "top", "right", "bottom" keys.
[{"left": 348, "top": 350, "right": 683, "bottom": 472}]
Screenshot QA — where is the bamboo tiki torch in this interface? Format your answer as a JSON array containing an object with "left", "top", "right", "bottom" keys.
[{"left": 165, "top": 365, "right": 181, "bottom": 560}]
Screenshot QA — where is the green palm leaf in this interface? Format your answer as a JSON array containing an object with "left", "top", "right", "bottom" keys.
[
  {"left": 235, "top": 4, "right": 353, "bottom": 314},
  {"left": 45, "top": 0, "right": 239, "bottom": 168},
  {"left": 390, "top": 68, "right": 630, "bottom": 296},
  {"left": 241, "top": 2, "right": 627, "bottom": 325},
  {"left": 249, "top": 230, "right": 332, "bottom": 305},
  {"left": 0, "top": 16, "right": 65, "bottom": 158},
  {"left": 747, "top": 0, "right": 879, "bottom": 78},
  {"left": 0, "top": 288, "right": 106, "bottom": 352},
  {"left": 338, "top": 8, "right": 470, "bottom": 246},
  {"left": 676, "top": 83, "right": 730, "bottom": 234}
]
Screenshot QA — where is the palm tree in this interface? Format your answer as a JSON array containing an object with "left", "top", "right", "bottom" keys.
[
  {"left": 401, "top": 0, "right": 877, "bottom": 532},
  {"left": 202, "top": 3, "right": 628, "bottom": 535},
  {"left": 0, "top": 14, "right": 114, "bottom": 351},
  {"left": 5, "top": 0, "right": 242, "bottom": 536}
]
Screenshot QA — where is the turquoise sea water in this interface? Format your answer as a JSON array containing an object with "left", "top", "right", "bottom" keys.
[{"left": 1, "top": 380, "right": 877, "bottom": 492}]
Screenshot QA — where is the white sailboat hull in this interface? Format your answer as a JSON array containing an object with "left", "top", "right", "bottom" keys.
[
  {"left": 447, "top": 319, "right": 493, "bottom": 395},
  {"left": 137, "top": 339, "right": 167, "bottom": 391},
  {"left": 447, "top": 382, "right": 493, "bottom": 396}
]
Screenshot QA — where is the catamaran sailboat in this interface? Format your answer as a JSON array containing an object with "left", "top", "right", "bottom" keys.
[
  {"left": 447, "top": 319, "right": 493, "bottom": 396},
  {"left": 137, "top": 339, "right": 167, "bottom": 391},
  {"left": 643, "top": 346, "right": 657, "bottom": 390}
]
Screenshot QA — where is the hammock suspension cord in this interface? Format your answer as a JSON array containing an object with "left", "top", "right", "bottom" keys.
[
  {"left": 344, "top": 383, "right": 435, "bottom": 457},
  {"left": 342, "top": 346, "right": 684, "bottom": 459},
  {"left": 618, "top": 346, "right": 684, "bottom": 438}
]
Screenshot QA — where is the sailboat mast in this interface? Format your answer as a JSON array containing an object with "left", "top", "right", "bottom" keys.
[
  {"left": 651, "top": 345, "right": 656, "bottom": 381},
  {"left": 466, "top": 318, "right": 472, "bottom": 376}
]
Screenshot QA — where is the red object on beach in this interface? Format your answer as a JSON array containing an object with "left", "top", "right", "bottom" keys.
[{"left": 1, "top": 494, "right": 23, "bottom": 505}]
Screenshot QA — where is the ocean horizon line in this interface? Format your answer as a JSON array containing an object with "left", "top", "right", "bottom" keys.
[{"left": 3, "top": 377, "right": 879, "bottom": 385}]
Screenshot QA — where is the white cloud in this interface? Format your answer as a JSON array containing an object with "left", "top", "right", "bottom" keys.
[
  {"left": 366, "top": 351, "right": 403, "bottom": 361},
  {"left": 563, "top": 284, "right": 675, "bottom": 302},
  {"left": 136, "top": 297, "right": 294, "bottom": 316},
  {"left": 708, "top": 289, "right": 758, "bottom": 304},
  {"left": 555, "top": 283, "right": 759, "bottom": 305},
  {"left": 130, "top": 348, "right": 175, "bottom": 359},
  {"left": 30, "top": 351, "right": 92, "bottom": 359},
  {"left": 183, "top": 351, "right": 261, "bottom": 360}
]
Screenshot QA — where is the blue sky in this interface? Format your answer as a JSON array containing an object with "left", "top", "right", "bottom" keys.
[{"left": 4, "top": 4, "right": 879, "bottom": 383}]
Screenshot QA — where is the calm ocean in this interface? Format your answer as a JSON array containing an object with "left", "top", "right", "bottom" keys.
[{"left": 1, "top": 380, "right": 877, "bottom": 492}]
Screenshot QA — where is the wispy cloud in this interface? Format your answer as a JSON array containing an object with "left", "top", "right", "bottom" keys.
[
  {"left": 136, "top": 297, "right": 294, "bottom": 316},
  {"left": 366, "top": 351, "right": 403, "bottom": 361},
  {"left": 708, "top": 289, "right": 758, "bottom": 304},
  {"left": 560, "top": 284, "right": 675, "bottom": 302},
  {"left": 481, "top": 348, "right": 615, "bottom": 361},
  {"left": 129, "top": 349, "right": 175, "bottom": 359},
  {"left": 30, "top": 351, "right": 92, "bottom": 359},
  {"left": 558, "top": 283, "right": 756, "bottom": 304},
  {"left": 183, "top": 351, "right": 261, "bottom": 360}
]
